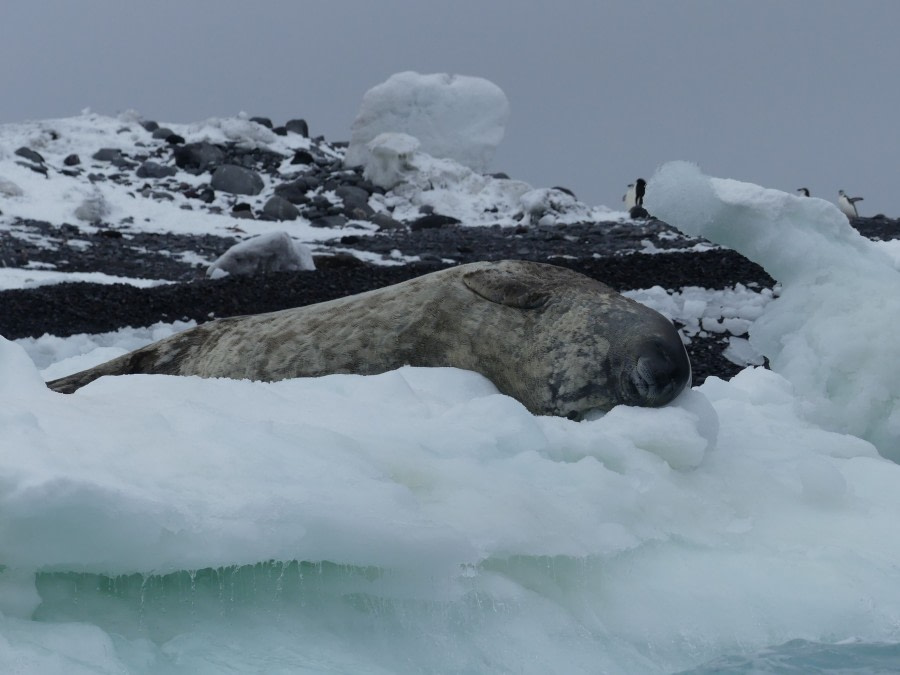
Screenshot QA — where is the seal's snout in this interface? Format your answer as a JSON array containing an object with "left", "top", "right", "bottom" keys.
[{"left": 629, "top": 337, "right": 692, "bottom": 407}]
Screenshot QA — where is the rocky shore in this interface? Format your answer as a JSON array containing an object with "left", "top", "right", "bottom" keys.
[{"left": 2, "top": 112, "right": 897, "bottom": 387}]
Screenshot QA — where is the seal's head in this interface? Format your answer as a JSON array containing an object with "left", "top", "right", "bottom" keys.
[
  {"left": 614, "top": 329, "right": 692, "bottom": 409},
  {"left": 461, "top": 261, "right": 692, "bottom": 420},
  {"left": 557, "top": 308, "right": 692, "bottom": 420}
]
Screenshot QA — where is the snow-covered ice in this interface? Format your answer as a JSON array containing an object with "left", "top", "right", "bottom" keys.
[
  {"left": 648, "top": 160, "right": 900, "bottom": 460},
  {"left": 3, "top": 321, "right": 900, "bottom": 673},
  {"left": 362, "top": 132, "right": 420, "bottom": 190},
  {"left": 344, "top": 71, "right": 510, "bottom": 173}
]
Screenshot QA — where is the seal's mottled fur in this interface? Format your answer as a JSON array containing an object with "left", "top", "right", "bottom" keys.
[{"left": 47, "top": 260, "right": 691, "bottom": 417}]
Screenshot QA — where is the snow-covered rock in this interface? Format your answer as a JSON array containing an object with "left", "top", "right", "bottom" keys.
[{"left": 207, "top": 231, "right": 315, "bottom": 277}]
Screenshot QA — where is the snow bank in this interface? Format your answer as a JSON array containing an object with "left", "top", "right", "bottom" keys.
[
  {"left": 647, "top": 161, "right": 900, "bottom": 460},
  {"left": 344, "top": 71, "right": 510, "bottom": 173}
]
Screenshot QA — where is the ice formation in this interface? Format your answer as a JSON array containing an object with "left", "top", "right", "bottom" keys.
[
  {"left": 362, "top": 132, "right": 420, "bottom": 189},
  {"left": 647, "top": 161, "right": 900, "bottom": 459},
  {"left": 344, "top": 71, "right": 510, "bottom": 173}
]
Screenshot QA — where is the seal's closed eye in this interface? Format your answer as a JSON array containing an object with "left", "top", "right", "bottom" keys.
[{"left": 462, "top": 268, "right": 550, "bottom": 309}]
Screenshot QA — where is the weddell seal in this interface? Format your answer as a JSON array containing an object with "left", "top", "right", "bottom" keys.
[{"left": 47, "top": 260, "right": 692, "bottom": 417}]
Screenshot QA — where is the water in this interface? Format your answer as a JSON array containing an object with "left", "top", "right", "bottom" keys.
[{"left": 679, "top": 638, "right": 900, "bottom": 674}]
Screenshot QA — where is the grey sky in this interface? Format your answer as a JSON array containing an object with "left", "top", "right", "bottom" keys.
[{"left": 2, "top": 1, "right": 898, "bottom": 216}]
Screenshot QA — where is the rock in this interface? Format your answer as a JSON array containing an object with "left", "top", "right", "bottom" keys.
[
  {"left": 285, "top": 119, "right": 309, "bottom": 136},
  {"left": 231, "top": 203, "right": 255, "bottom": 219},
  {"left": 410, "top": 213, "right": 461, "bottom": 231},
  {"left": 92, "top": 148, "right": 125, "bottom": 162},
  {"left": 313, "top": 252, "right": 366, "bottom": 269},
  {"left": 274, "top": 176, "right": 319, "bottom": 204},
  {"left": 261, "top": 195, "right": 301, "bottom": 221},
  {"left": 335, "top": 184, "right": 373, "bottom": 217},
  {"left": 141, "top": 120, "right": 160, "bottom": 132},
  {"left": 629, "top": 205, "right": 651, "bottom": 219},
  {"left": 211, "top": 165, "right": 264, "bottom": 196},
  {"left": 152, "top": 127, "right": 175, "bottom": 139},
  {"left": 250, "top": 116, "right": 273, "bottom": 129},
  {"left": 184, "top": 186, "right": 216, "bottom": 203},
  {"left": 95, "top": 228, "right": 123, "bottom": 239},
  {"left": 144, "top": 190, "right": 175, "bottom": 201},
  {"left": 165, "top": 134, "right": 186, "bottom": 145},
  {"left": 173, "top": 142, "right": 226, "bottom": 173},
  {"left": 552, "top": 186, "right": 577, "bottom": 199},
  {"left": 369, "top": 212, "right": 404, "bottom": 230},
  {"left": 290, "top": 150, "right": 315, "bottom": 165},
  {"left": 310, "top": 214, "right": 348, "bottom": 229},
  {"left": 15, "top": 147, "right": 45, "bottom": 164},
  {"left": 207, "top": 231, "right": 315, "bottom": 277},
  {"left": 136, "top": 161, "right": 177, "bottom": 179},
  {"left": 64, "top": 154, "right": 81, "bottom": 166},
  {"left": 17, "top": 162, "right": 47, "bottom": 176}
]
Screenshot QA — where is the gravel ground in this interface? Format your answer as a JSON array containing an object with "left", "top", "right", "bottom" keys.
[{"left": 2, "top": 215, "right": 897, "bottom": 386}]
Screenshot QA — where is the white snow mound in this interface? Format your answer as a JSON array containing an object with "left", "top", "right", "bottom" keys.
[{"left": 344, "top": 71, "right": 510, "bottom": 173}]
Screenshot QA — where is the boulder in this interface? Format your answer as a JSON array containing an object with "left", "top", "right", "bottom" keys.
[
  {"left": 261, "top": 195, "right": 301, "bottom": 221},
  {"left": 210, "top": 164, "right": 264, "bottom": 196},
  {"left": 173, "top": 142, "right": 225, "bottom": 173},
  {"left": 136, "top": 161, "right": 178, "bottom": 179},
  {"left": 14, "top": 147, "right": 44, "bottom": 164},
  {"left": 285, "top": 119, "right": 309, "bottom": 136}
]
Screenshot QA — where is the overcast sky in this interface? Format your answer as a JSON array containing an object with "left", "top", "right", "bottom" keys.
[{"left": 2, "top": 1, "right": 898, "bottom": 216}]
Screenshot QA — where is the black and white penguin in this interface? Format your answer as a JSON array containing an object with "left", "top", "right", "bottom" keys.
[
  {"left": 796, "top": 187, "right": 810, "bottom": 197},
  {"left": 634, "top": 178, "right": 647, "bottom": 206},
  {"left": 837, "top": 189, "right": 863, "bottom": 218},
  {"left": 622, "top": 178, "right": 646, "bottom": 210},
  {"left": 623, "top": 182, "right": 636, "bottom": 209}
]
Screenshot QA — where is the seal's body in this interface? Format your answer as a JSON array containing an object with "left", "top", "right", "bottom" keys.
[{"left": 47, "top": 260, "right": 691, "bottom": 417}]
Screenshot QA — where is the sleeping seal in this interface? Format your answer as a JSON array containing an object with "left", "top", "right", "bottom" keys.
[{"left": 47, "top": 260, "right": 691, "bottom": 418}]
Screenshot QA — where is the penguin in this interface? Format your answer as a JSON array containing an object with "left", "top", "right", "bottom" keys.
[
  {"left": 634, "top": 178, "right": 647, "bottom": 207},
  {"left": 622, "top": 178, "right": 647, "bottom": 210},
  {"left": 623, "top": 183, "right": 636, "bottom": 209},
  {"left": 837, "top": 189, "right": 863, "bottom": 218},
  {"left": 796, "top": 187, "right": 810, "bottom": 197}
]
